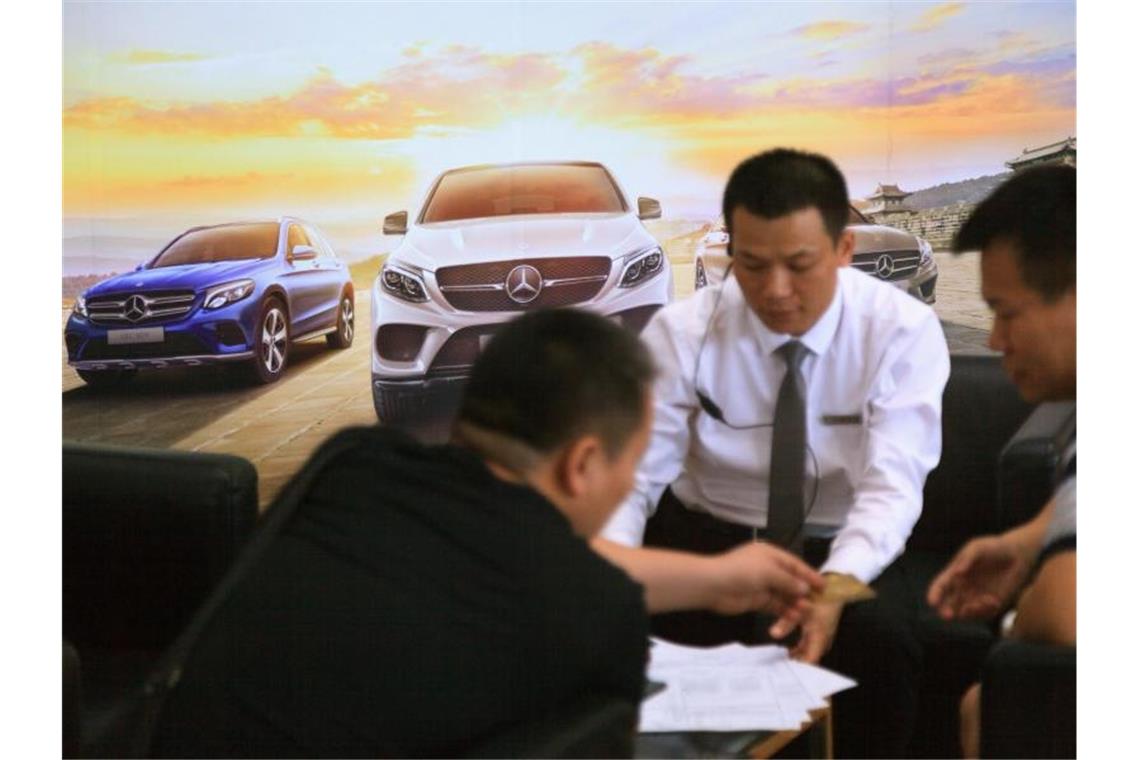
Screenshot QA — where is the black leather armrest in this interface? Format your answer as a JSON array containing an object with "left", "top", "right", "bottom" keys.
[
  {"left": 63, "top": 442, "right": 259, "bottom": 650},
  {"left": 464, "top": 695, "right": 637, "bottom": 759},
  {"left": 998, "top": 402, "right": 1076, "bottom": 529},
  {"left": 979, "top": 638, "right": 1076, "bottom": 758}
]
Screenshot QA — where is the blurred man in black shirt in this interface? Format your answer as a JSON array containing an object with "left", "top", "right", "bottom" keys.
[{"left": 153, "top": 308, "right": 822, "bottom": 758}]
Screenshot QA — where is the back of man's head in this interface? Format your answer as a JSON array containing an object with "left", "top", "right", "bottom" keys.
[
  {"left": 722, "top": 148, "right": 850, "bottom": 244},
  {"left": 954, "top": 164, "right": 1076, "bottom": 301},
  {"left": 456, "top": 308, "right": 655, "bottom": 468}
]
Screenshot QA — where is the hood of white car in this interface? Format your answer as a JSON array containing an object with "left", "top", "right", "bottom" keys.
[
  {"left": 392, "top": 213, "right": 652, "bottom": 271},
  {"left": 849, "top": 224, "right": 919, "bottom": 253}
]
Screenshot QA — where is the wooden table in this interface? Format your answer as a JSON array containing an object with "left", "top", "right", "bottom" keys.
[{"left": 634, "top": 703, "right": 832, "bottom": 759}]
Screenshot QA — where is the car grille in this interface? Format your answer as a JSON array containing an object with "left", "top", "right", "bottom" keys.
[
  {"left": 851, "top": 250, "right": 921, "bottom": 282},
  {"left": 435, "top": 257, "right": 612, "bottom": 312},
  {"left": 86, "top": 290, "right": 198, "bottom": 326},
  {"left": 80, "top": 333, "right": 210, "bottom": 361}
]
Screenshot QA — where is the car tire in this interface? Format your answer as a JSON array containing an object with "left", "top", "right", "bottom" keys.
[
  {"left": 248, "top": 297, "right": 289, "bottom": 384},
  {"left": 326, "top": 292, "right": 354, "bottom": 349},
  {"left": 76, "top": 367, "right": 136, "bottom": 388}
]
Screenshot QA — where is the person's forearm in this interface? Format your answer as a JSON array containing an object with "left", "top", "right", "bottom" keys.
[
  {"left": 1003, "top": 498, "right": 1055, "bottom": 560},
  {"left": 1008, "top": 551, "right": 1076, "bottom": 646},
  {"left": 821, "top": 492, "right": 916, "bottom": 584},
  {"left": 591, "top": 537, "right": 720, "bottom": 613}
]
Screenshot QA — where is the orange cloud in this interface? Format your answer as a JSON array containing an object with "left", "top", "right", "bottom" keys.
[
  {"left": 108, "top": 49, "right": 209, "bottom": 64},
  {"left": 64, "top": 42, "right": 1072, "bottom": 141},
  {"left": 66, "top": 49, "right": 567, "bottom": 140},
  {"left": 792, "top": 21, "right": 871, "bottom": 41},
  {"left": 570, "top": 41, "right": 766, "bottom": 124},
  {"left": 910, "top": 3, "right": 966, "bottom": 33},
  {"left": 670, "top": 67, "right": 1072, "bottom": 182}
]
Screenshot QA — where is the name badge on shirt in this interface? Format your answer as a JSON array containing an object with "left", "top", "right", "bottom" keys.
[{"left": 821, "top": 413, "right": 863, "bottom": 426}]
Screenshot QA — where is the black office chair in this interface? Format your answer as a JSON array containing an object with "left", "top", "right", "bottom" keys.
[{"left": 903, "top": 356, "right": 1074, "bottom": 757}]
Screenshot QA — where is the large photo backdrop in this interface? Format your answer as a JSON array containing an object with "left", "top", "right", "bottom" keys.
[{"left": 62, "top": 0, "right": 1075, "bottom": 504}]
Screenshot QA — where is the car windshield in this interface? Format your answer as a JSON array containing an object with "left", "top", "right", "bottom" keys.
[
  {"left": 421, "top": 164, "right": 626, "bottom": 223},
  {"left": 150, "top": 223, "right": 280, "bottom": 268}
]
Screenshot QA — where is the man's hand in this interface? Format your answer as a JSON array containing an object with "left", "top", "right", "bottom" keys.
[
  {"left": 789, "top": 598, "right": 843, "bottom": 663},
  {"left": 589, "top": 537, "right": 822, "bottom": 616},
  {"left": 927, "top": 534, "right": 1035, "bottom": 621},
  {"left": 704, "top": 542, "right": 825, "bottom": 621}
]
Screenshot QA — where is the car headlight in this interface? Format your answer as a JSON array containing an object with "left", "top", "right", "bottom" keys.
[
  {"left": 918, "top": 238, "right": 934, "bottom": 267},
  {"left": 381, "top": 263, "right": 430, "bottom": 303},
  {"left": 619, "top": 246, "right": 665, "bottom": 288},
  {"left": 72, "top": 294, "right": 87, "bottom": 318},
  {"left": 203, "top": 279, "right": 255, "bottom": 310}
]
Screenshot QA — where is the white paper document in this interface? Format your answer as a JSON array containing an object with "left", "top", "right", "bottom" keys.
[{"left": 638, "top": 638, "right": 856, "bottom": 733}]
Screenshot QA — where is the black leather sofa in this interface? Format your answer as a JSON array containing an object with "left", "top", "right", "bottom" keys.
[
  {"left": 903, "top": 354, "right": 1076, "bottom": 758},
  {"left": 980, "top": 639, "right": 1077, "bottom": 758},
  {"left": 62, "top": 442, "right": 258, "bottom": 757}
]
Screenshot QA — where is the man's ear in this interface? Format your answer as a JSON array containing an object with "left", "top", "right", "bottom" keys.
[
  {"left": 556, "top": 435, "right": 605, "bottom": 498},
  {"left": 835, "top": 228, "right": 855, "bottom": 267}
]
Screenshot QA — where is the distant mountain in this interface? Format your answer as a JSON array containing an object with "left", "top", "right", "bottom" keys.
[
  {"left": 897, "top": 172, "right": 1012, "bottom": 210},
  {"left": 63, "top": 235, "right": 162, "bottom": 276},
  {"left": 63, "top": 255, "right": 148, "bottom": 278}
]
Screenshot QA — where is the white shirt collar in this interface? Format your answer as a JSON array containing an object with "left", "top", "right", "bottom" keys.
[{"left": 740, "top": 270, "right": 845, "bottom": 358}]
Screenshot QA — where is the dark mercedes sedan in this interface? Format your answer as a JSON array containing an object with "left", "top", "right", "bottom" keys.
[{"left": 695, "top": 206, "right": 938, "bottom": 303}]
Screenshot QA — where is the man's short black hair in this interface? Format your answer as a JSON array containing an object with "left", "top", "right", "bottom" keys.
[
  {"left": 722, "top": 148, "right": 850, "bottom": 244},
  {"left": 457, "top": 308, "right": 655, "bottom": 458},
  {"left": 953, "top": 164, "right": 1076, "bottom": 301}
]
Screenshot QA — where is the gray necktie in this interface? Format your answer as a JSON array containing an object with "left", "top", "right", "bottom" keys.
[{"left": 768, "top": 340, "right": 808, "bottom": 554}]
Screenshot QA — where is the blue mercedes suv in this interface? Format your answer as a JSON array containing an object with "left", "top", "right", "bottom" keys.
[{"left": 65, "top": 217, "right": 355, "bottom": 386}]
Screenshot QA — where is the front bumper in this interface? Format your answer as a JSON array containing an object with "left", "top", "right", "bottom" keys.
[
  {"left": 64, "top": 298, "right": 259, "bottom": 371},
  {"left": 372, "top": 374, "right": 469, "bottom": 425}
]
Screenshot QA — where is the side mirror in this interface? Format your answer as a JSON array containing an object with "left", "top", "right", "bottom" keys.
[
  {"left": 637, "top": 197, "right": 662, "bottom": 220},
  {"left": 290, "top": 244, "right": 318, "bottom": 261},
  {"left": 383, "top": 211, "right": 408, "bottom": 235}
]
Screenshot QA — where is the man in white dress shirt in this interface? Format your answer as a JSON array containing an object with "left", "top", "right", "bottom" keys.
[{"left": 596, "top": 148, "right": 950, "bottom": 757}]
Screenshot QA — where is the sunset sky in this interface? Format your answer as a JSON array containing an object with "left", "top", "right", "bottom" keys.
[{"left": 63, "top": 1, "right": 1075, "bottom": 263}]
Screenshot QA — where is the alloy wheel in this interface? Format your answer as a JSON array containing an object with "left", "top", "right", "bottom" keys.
[
  {"left": 261, "top": 306, "right": 287, "bottom": 375},
  {"left": 341, "top": 298, "right": 354, "bottom": 343}
]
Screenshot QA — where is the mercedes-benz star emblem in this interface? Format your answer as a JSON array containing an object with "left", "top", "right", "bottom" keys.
[
  {"left": 125, "top": 294, "right": 148, "bottom": 322},
  {"left": 505, "top": 265, "right": 543, "bottom": 304},
  {"left": 875, "top": 254, "right": 895, "bottom": 279}
]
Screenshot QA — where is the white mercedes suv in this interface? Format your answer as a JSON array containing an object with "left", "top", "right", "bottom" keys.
[{"left": 371, "top": 161, "right": 672, "bottom": 424}]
